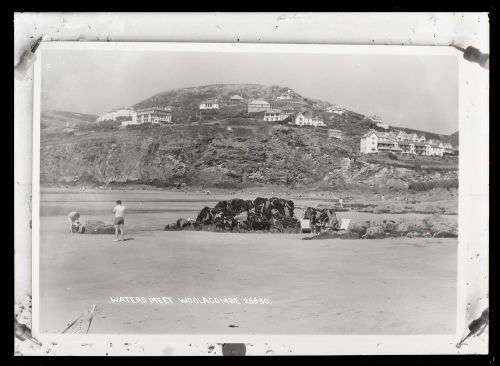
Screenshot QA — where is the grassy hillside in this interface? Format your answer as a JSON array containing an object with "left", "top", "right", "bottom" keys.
[
  {"left": 40, "top": 84, "right": 458, "bottom": 190},
  {"left": 447, "top": 131, "right": 459, "bottom": 147},
  {"left": 41, "top": 110, "right": 98, "bottom": 133}
]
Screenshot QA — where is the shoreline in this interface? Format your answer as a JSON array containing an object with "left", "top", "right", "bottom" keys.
[{"left": 40, "top": 185, "right": 458, "bottom": 216}]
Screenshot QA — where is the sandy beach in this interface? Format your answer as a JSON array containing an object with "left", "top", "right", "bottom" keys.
[{"left": 38, "top": 189, "right": 457, "bottom": 334}]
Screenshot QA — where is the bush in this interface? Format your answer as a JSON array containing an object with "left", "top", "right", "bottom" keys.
[
  {"left": 126, "top": 123, "right": 155, "bottom": 130},
  {"left": 408, "top": 179, "right": 458, "bottom": 191},
  {"left": 388, "top": 152, "right": 398, "bottom": 160}
]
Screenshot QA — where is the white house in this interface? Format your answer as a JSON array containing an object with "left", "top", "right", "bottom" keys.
[
  {"left": 368, "top": 115, "right": 383, "bottom": 123},
  {"left": 199, "top": 100, "right": 219, "bottom": 110},
  {"left": 263, "top": 109, "right": 287, "bottom": 122},
  {"left": 406, "top": 133, "right": 419, "bottom": 142},
  {"left": 427, "top": 139, "right": 444, "bottom": 156},
  {"left": 97, "top": 108, "right": 135, "bottom": 122},
  {"left": 326, "top": 106, "right": 345, "bottom": 115},
  {"left": 360, "top": 130, "right": 380, "bottom": 154},
  {"left": 121, "top": 120, "right": 134, "bottom": 127},
  {"left": 360, "top": 130, "right": 403, "bottom": 154},
  {"left": 135, "top": 107, "right": 172, "bottom": 124},
  {"left": 361, "top": 128, "right": 447, "bottom": 157},
  {"left": 395, "top": 131, "right": 408, "bottom": 141},
  {"left": 292, "top": 113, "right": 326, "bottom": 127},
  {"left": 414, "top": 143, "right": 431, "bottom": 156},
  {"left": 229, "top": 95, "right": 244, "bottom": 103},
  {"left": 374, "top": 121, "right": 389, "bottom": 130},
  {"left": 248, "top": 99, "right": 271, "bottom": 113},
  {"left": 277, "top": 89, "right": 294, "bottom": 100}
]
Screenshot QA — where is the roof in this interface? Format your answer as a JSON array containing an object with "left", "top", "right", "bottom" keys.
[
  {"left": 378, "top": 139, "right": 397, "bottom": 144},
  {"left": 249, "top": 99, "right": 270, "bottom": 105},
  {"left": 427, "top": 139, "right": 443, "bottom": 146},
  {"left": 137, "top": 106, "right": 171, "bottom": 112},
  {"left": 229, "top": 95, "right": 243, "bottom": 99},
  {"left": 265, "top": 108, "right": 283, "bottom": 113},
  {"left": 201, "top": 99, "right": 219, "bottom": 104}
]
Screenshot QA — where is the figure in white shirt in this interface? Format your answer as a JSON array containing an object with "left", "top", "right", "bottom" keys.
[
  {"left": 67, "top": 211, "right": 81, "bottom": 233},
  {"left": 113, "top": 200, "right": 126, "bottom": 242}
]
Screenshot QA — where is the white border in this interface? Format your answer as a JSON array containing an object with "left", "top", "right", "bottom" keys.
[{"left": 31, "top": 41, "right": 474, "bottom": 355}]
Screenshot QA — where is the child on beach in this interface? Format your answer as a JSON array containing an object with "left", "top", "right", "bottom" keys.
[
  {"left": 113, "top": 200, "right": 126, "bottom": 242},
  {"left": 67, "top": 211, "right": 80, "bottom": 233}
]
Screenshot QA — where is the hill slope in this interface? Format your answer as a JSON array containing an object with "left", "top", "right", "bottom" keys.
[
  {"left": 40, "top": 84, "right": 457, "bottom": 190},
  {"left": 447, "top": 131, "right": 459, "bottom": 147},
  {"left": 41, "top": 110, "right": 98, "bottom": 132}
]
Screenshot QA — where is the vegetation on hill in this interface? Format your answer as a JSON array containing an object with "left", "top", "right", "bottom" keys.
[
  {"left": 446, "top": 131, "right": 459, "bottom": 147},
  {"left": 41, "top": 110, "right": 98, "bottom": 132},
  {"left": 40, "top": 84, "right": 458, "bottom": 191}
]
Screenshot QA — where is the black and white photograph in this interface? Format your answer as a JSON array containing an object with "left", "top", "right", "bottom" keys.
[
  {"left": 35, "top": 43, "right": 460, "bottom": 334},
  {"left": 14, "top": 12, "right": 490, "bottom": 357}
]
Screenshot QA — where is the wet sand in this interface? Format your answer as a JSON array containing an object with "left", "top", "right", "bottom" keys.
[{"left": 38, "top": 189, "right": 457, "bottom": 334}]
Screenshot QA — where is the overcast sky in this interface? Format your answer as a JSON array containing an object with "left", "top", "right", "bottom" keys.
[{"left": 42, "top": 50, "right": 458, "bottom": 135}]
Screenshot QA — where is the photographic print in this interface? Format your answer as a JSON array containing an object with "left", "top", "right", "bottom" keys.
[{"left": 33, "top": 42, "right": 460, "bottom": 339}]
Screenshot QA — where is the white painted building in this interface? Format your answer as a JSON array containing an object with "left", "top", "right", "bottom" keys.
[
  {"left": 121, "top": 120, "right": 134, "bottom": 127},
  {"left": 326, "top": 106, "right": 345, "bottom": 115},
  {"left": 135, "top": 107, "right": 172, "bottom": 124},
  {"left": 263, "top": 109, "right": 287, "bottom": 122},
  {"left": 248, "top": 99, "right": 271, "bottom": 113},
  {"left": 291, "top": 113, "right": 326, "bottom": 127},
  {"left": 229, "top": 95, "right": 244, "bottom": 103},
  {"left": 374, "top": 121, "right": 389, "bottom": 129},
  {"left": 97, "top": 108, "right": 136, "bottom": 123},
  {"left": 427, "top": 139, "right": 444, "bottom": 156},
  {"left": 277, "top": 89, "right": 295, "bottom": 100},
  {"left": 360, "top": 129, "right": 446, "bottom": 157},
  {"left": 199, "top": 100, "right": 219, "bottom": 110}
]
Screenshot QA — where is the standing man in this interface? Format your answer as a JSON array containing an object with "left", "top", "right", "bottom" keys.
[
  {"left": 113, "top": 200, "right": 125, "bottom": 242},
  {"left": 67, "top": 211, "right": 80, "bottom": 233}
]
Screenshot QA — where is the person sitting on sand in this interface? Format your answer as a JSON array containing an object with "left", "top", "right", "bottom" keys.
[
  {"left": 67, "top": 211, "right": 80, "bottom": 233},
  {"left": 326, "top": 209, "right": 339, "bottom": 231},
  {"left": 113, "top": 200, "right": 125, "bottom": 242}
]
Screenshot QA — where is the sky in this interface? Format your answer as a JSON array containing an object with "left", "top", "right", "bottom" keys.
[{"left": 41, "top": 49, "right": 458, "bottom": 135}]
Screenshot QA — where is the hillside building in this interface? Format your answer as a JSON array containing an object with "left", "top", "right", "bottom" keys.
[
  {"left": 398, "top": 141, "right": 415, "bottom": 154},
  {"left": 427, "top": 139, "right": 445, "bottom": 157},
  {"left": 229, "top": 95, "right": 244, "bottom": 103},
  {"left": 374, "top": 121, "right": 389, "bottom": 130},
  {"left": 97, "top": 108, "right": 135, "bottom": 123},
  {"left": 326, "top": 106, "right": 345, "bottom": 115},
  {"left": 291, "top": 113, "right": 326, "bottom": 127},
  {"left": 277, "top": 89, "right": 295, "bottom": 100},
  {"left": 263, "top": 109, "right": 287, "bottom": 122},
  {"left": 360, "top": 129, "right": 446, "bottom": 157},
  {"left": 368, "top": 115, "right": 383, "bottom": 123},
  {"left": 414, "top": 143, "right": 430, "bottom": 156},
  {"left": 248, "top": 99, "right": 271, "bottom": 113},
  {"left": 135, "top": 107, "right": 172, "bottom": 124},
  {"left": 442, "top": 142, "right": 457, "bottom": 155},
  {"left": 199, "top": 100, "right": 219, "bottom": 110}
]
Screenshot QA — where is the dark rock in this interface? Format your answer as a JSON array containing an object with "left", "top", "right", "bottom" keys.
[
  {"left": 349, "top": 221, "right": 370, "bottom": 236},
  {"left": 363, "top": 226, "right": 385, "bottom": 239}
]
